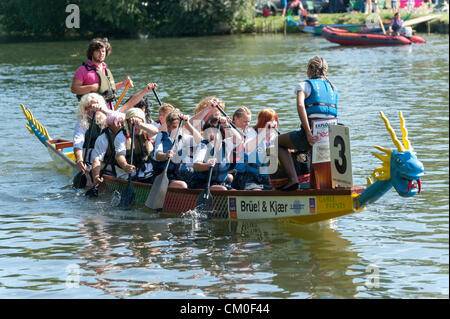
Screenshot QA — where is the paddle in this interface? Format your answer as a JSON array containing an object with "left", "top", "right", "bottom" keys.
[
  {"left": 85, "top": 164, "right": 103, "bottom": 198},
  {"left": 378, "top": 15, "right": 387, "bottom": 35},
  {"left": 196, "top": 122, "right": 221, "bottom": 218},
  {"left": 118, "top": 123, "right": 136, "bottom": 210},
  {"left": 152, "top": 88, "right": 162, "bottom": 106},
  {"left": 114, "top": 77, "right": 134, "bottom": 111},
  {"left": 145, "top": 119, "right": 184, "bottom": 210},
  {"left": 214, "top": 105, "right": 245, "bottom": 137},
  {"left": 73, "top": 111, "right": 96, "bottom": 189}
]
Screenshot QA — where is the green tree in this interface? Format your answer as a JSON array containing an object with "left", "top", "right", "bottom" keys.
[
  {"left": 145, "top": 0, "right": 255, "bottom": 36},
  {"left": 0, "top": 0, "right": 256, "bottom": 38}
]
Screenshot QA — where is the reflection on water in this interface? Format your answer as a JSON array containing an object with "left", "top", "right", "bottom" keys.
[
  {"left": 0, "top": 33, "right": 448, "bottom": 298},
  {"left": 74, "top": 217, "right": 361, "bottom": 298}
]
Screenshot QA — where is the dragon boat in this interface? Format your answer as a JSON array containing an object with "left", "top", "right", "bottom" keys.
[{"left": 20, "top": 104, "right": 424, "bottom": 224}]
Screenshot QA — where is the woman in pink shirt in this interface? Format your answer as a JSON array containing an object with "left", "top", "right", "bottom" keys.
[{"left": 71, "top": 38, "right": 129, "bottom": 110}]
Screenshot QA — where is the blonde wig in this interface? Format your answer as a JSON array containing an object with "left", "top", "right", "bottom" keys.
[{"left": 77, "top": 93, "right": 107, "bottom": 130}]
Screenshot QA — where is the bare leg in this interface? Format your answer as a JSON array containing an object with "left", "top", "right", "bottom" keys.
[
  {"left": 210, "top": 185, "right": 227, "bottom": 191},
  {"left": 277, "top": 133, "right": 299, "bottom": 186},
  {"left": 169, "top": 180, "right": 188, "bottom": 189}
]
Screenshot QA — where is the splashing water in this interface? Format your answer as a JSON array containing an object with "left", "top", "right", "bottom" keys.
[
  {"left": 181, "top": 208, "right": 210, "bottom": 221},
  {"left": 110, "top": 190, "right": 121, "bottom": 207}
]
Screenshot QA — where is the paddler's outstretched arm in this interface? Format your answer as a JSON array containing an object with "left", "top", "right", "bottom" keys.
[
  {"left": 297, "top": 91, "right": 318, "bottom": 146},
  {"left": 118, "top": 82, "right": 157, "bottom": 113},
  {"left": 91, "top": 158, "right": 103, "bottom": 185}
]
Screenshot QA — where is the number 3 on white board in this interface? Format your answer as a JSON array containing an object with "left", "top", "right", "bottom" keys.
[
  {"left": 333, "top": 135, "right": 347, "bottom": 174},
  {"left": 329, "top": 125, "right": 353, "bottom": 188}
]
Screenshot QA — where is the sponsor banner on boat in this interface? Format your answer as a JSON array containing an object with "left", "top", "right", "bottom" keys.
[
  {"left": 228, "top": 196, "right": 316, "bottom": 220},
  {"left": 311, "top": 118, "right": 338, "bottom": 164}
]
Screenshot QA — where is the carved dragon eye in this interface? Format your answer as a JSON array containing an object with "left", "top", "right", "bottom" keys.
[{"left": 395, "top": 158, "right": 402, "bottom": 164}]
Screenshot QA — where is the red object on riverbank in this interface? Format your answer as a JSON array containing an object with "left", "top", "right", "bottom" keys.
[{"left": 321, "top": 27, "right": 426, "bottom": 46}]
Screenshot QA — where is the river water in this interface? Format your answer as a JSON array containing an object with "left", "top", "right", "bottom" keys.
[{"left": 0, "top": 33, "right": 448, "bottom": 299}]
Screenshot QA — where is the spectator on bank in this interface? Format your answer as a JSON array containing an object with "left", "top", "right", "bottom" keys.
[
  {"left": 281, "top": 0, "right": 288, "bottom": 17},
  {"left": 391, "top": 0, "right": 398, "bottom": 12},
  {"left": 365, "top": 0, "right": 373, "bottom": 13}
]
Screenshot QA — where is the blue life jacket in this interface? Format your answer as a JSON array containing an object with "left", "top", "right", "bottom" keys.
[
  {"left": 304, "top": 78, "right": 338, "bottom": 118},
  {"left": 154, "top": 131, "right": 180, "bottom": 175},
  {"left": 193, "top": 139, "right": 230, "bottom": 184}
]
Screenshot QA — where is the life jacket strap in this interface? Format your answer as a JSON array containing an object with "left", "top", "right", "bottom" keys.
[{"left": 306, "top": 102, "right": 337, "bottom": 109}]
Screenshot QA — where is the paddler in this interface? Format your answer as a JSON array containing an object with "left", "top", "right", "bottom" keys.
[
  {"left": 276, "top": 56, "right": 337, "bottom": 191},
  {"left": 73, "top": 93, "right": 109, "bottom": 176},
  {"left": 114, "top": 108, "right": 159, "bottom": 182},
  {"left": 71, "top": 38, "right": 129, "bottom": 110},
  {"left": 90, "top": 111, "right": 125, "bottom": 186},
  {"left": 232, "top": 109, "right": 279, "bottom": 191},
  {"left": 153, "top": 110, "right": 202, "bottom": 189},
  {"left": 190, "top": 113, "right": 243, "bottom": 191}
]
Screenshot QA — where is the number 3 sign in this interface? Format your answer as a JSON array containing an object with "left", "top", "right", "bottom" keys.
[{"left": 329, "top": 125, "right": 353, "bottom": 188}]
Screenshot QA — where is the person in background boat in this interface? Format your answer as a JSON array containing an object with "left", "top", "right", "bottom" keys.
[
  {"left": 90, "top": 112, "right": 125, "bottom": 186},
  {"left": 389, "top": 12, "right": 404, "bottom": 36},
  {"left": 190, "top": 115, "right": 243, "bottom": 191},
  {"left": 118, "top": 82, "right": 157, "bottom": 115},
  {"left": 287, "top": 0, "right": 306, "bottom": 24},
  {"left": 73, "top": 93, "right": 109, "bottom": 175},
  {"left": 232, "top": 109, "right": 279, "bottom": 190},
  {"left": 114, "top": 108, "right": 159, "bottom": 182},
  {"left": 153, "top": 110, "right": 203, "bottom": 189},
  {"left": 276, "top": 56, "right": 337, "bottom": 191},
  {"left": 71, "top": 38, "right": 129, "bottom": 110},
  {"left": 189, "top": 96, "right": 225, "bottom": 132}
]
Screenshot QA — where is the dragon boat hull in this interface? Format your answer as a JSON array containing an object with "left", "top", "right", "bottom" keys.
[
  {"left": 101, "top": 174, "right": 365, "bottom": 223},
  {"left": 39, "top": 135, "right": 366, "bottom": 224}
]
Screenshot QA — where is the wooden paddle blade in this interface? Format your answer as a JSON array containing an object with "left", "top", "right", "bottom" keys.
[
  {"left": 196, "top": 189, "right": 214, "bottom": 217},
  {"left": 119, "top": 184, "right": 135, "bottom": 210},
  {"left": 73, "top": 172, "right": 87, "bottom": 189},
  {"left": 145, "top": 173, "right": 169, "bottom": 210}
]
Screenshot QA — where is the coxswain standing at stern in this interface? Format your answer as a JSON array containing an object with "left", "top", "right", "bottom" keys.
[
  {"left": 276, "top": 56, "right": 338, "bottom": 191},
  {"left": 71, "top": 38, "right": 130, "bottom": 110}
]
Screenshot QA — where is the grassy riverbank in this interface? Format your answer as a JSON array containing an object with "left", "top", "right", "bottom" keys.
[
  {"left": 0, "top": 11, "right": 447, "bottom": 42},
  {"left": 246, "top": 11, "right": 449, "bottom": 35}
]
